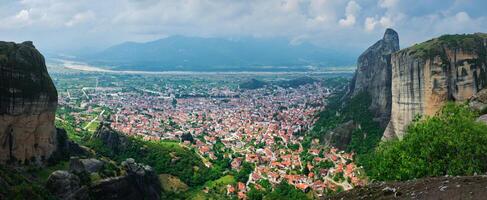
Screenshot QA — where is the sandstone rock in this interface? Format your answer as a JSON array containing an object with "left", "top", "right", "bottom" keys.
[
  {"left": 69, "top": 157, "right": 104, "bottom": 174},
  {"left": 90, "top": 158, "right": 161, "bottom": 200},
  {"left": 348, "top": 28, "right": 399, "bottom": 127},
  {"left": 469, "top": 88, "right": 487, "bottom": 112},
  {"left": 384, "top": 33, "right": 487, "bottom": 139},
  {"left": 46, "top": 170, "right": 88, "bottom": 200},
  {"left": 0, "top": 41, "right": 58, "bottom": 164}
]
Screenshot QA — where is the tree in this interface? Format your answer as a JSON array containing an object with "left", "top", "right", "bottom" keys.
[
  {"left": 235, "top": 162, "right": 253, "bottom": 183},
  {"left": 181, "top": 132, "right": 194, "bottom": 143}
]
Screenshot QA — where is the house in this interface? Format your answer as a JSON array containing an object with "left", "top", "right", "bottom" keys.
[
  {"left": 227, "top": 184, "right": 235, "bottom": 195},
  {"left": 295, "top": 183, "right": 310, "bottom": 192},
  {"left": 231, "top": 157, "right": 243, "bottom": 170}
]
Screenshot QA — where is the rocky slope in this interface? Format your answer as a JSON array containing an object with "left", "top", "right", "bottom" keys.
[
  {"left": 384, "top": 33, "right": 487, "bottom": 139},
  {"left": 349, "top": 28, "right": 399, "bottom": 127},
  {"left": 0, "top": 41, "right": 58, "bottom": 164},
  {"left": 326, "top": 175, "right": 487, "bottom": 200}
]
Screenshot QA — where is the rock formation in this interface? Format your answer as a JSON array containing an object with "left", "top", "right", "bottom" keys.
[
  {"left": 90, "top": 158, "right": 161, "bottom": 200},
  {"left": 469, "top": 88, "right": 487, "bottom": 112},
  {"left": 69, "top": 157, "right": 104, "bottom": 174},
  {"left": 0, "top": 41, "right": 58, "bottom": 164},
  {"left": 322, "top": 120, "right": 357, "bottom": 150},
  {"left": 384, "top": 33, "right": 487, "bottom": 139},
  {"left": 46, "top": 170, "right": 90, "bottom": 200},
  {"left": 93, "top": 122, "right": 129, "bottom": 156},
  {"left": 348, "top": 28, "right": 399, "bottom": 127}
]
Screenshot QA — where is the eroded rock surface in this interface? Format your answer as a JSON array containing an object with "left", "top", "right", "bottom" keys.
[
  {"left": 0, "top": 41, "right": 58, "bottom": 164},
  {"left": 348, "top": 28, "right": 399, "bottom": 127},
  {"left": 384, "top": 33, "right": 487, "bottom": 139}
]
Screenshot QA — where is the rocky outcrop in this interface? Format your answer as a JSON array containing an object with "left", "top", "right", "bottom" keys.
[
  {"left": 469, "top": 88, "right": 487, "bottom": 112},
  {"left": 90, "top": 158, "right": 161, "bottom": 200},
  {"left": 69, "top": 157, "right": 104, "bottom": 174},
  {"left": 322, "top": 120, "right": 357, "bottom": 150},
  {"left": 48, "top": 128, "right": 93, "bottom": 164},
  {"left": 348, "top": 29, "right": 399, "bottom": 127},
  {"left": 0, "top": 41, "right": 58, "bottom": 164},
  {"left": 384, "top": 33, "right": 487, "bottom": 139},
  {"left": 46, "top": 170, "right": 89, "bottom": 200},
  {"left": 93, "top": 122, "right": 129, "bottom": 155},
  {"left": 46, "top": 158, "right": 161, "bottom": 200}
]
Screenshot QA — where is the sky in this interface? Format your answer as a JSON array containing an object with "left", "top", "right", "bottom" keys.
[{"left": 0, "top": 0, "right": 486, "bottom": 56}]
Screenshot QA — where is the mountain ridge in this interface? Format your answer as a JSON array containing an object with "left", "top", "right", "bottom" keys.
[{"left": 79, "top": 36, "right": 357, "bottom": 71}]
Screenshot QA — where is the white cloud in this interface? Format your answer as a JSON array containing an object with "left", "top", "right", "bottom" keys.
[
  {"left": 378, "top": 0, "right": 398, "bottom": 9},
  {"left": 0, "top": 0, "right": 485, "bottom": 53},
  {"left": 455, "top": 11, "right": 470, "bottom": 22},
  {"left": 339, "top": 1, "right": 361, "bottom": 27},
  {"left": 15, "top": 9, "right": 30, "bottom": 21},
  {"left": 364, "top": 17, "right": 378, "bottom": 31},
  {"left": 65, "top": 11, "right": 95, "bottom": 27}
]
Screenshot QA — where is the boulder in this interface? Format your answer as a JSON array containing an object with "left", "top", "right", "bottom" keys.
[
  {"left": 469, "top": 88, "right": 487, "bottom": 112},
  {"left": 69, "top": 157, "right": 104, "bottom": 174},
  {"left": 46, "top": 170, "right": 88, "bottom": 200}
]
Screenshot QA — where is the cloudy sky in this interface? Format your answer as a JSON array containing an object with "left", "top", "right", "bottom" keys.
[{"left": 0, "top": 0, "right": 486, "bottom": 55}]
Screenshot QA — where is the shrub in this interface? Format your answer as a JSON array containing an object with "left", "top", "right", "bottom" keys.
[{"left": 360, "top": 103, "right": 487, "bottom": 181}]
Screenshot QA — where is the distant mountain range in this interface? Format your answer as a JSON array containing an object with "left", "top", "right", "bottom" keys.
[{"left": 78, "top": 36, "right": 356, "bottom": 72}]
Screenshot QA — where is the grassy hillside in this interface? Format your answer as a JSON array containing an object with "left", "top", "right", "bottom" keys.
[{"left": 86, "top": 135, "right": 221, "bottom": 187}]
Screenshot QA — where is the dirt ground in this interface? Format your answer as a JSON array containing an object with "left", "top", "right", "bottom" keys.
[{"left": 326, "top": 175, "right": 487, "bottom": 200}]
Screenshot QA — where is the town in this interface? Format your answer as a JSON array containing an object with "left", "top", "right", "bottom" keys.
[{"left": 53, "top": 72, "right": 365, "bottom": 198}]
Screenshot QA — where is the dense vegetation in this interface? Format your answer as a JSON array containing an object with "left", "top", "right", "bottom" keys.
[
  {"left": 0, "top": 166, "right": 56, "bottom": 200},
  {"left": 360, "top": 103, "right": 487, "bottom": 181},
  {"left": 245, "top": 181, "right": 310, "bottom": 200},
  {"left": 86, "top": 135, "right": 222, "bottom": 187},
  {"left": 305, "top": 90, "right": 383, "bottom": 155},
  {"left": 240, "top": 78, "right": 267, "bottom": 89},
  {"left": 239, "top": 76, "right": 318, "bottom": 90}
]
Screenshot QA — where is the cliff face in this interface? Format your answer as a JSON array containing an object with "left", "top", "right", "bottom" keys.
[
  {"left": 0, "top": 41, "right": 58, "bottom": 164},
  {"left": 384, "top": 33, "right": 487, "bottom": 139},
  {"left": 349, "top": 28, "right": 399, "bottom": 127}
]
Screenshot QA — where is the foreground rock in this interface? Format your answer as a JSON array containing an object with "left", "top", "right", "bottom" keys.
[
  {"left": 90, "top": 158, "right": 161, "bottom": 200},
  {"left": 384, "top": 33, "right": 487, "bottom": 139},
  {"left": 0, "top": 41, "right": 58, "bottom": 164},
  {"left": 326, "top": 175, "right": 487, "bottom": 200}
]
